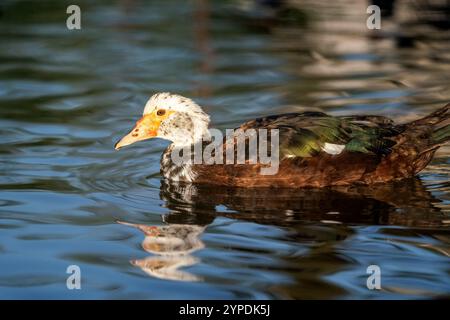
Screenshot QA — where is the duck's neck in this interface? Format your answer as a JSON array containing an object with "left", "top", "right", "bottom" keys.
[
  {"left": 160, "top": 144, "right": 194, "bottom": 182},
  {"left": 161, "top": 127, "right": 213, "bottom": 182},
  {"left": 160, "top": 114, "right": 211, "bottom": 182}
]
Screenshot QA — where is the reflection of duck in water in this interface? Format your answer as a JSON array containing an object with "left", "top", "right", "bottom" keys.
[
  {"left": 115, "top": 93, "right": 449, "bottom": 188},
  {"left": 158, "top": 178, "right": 447, "bottom": 296},
  {"left": 118, "top": 221, "right": 205, "bottom": 281},
  {"left": 120, "top": 178, "right": 446, "bottom": 290},
  {"left": 160, "top": 178, "right": 446, "bottom": 228}
]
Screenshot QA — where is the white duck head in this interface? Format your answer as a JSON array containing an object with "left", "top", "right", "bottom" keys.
[{"left": 115, "top": 92, "right": 211, "bottom": 149}]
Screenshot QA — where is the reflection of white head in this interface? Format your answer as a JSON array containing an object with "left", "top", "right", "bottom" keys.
[
  {"left": 131, "top": 256, "right": 201, "bottom": 282},
  {"left": 118, "top": 221, "right": 205, "bottom": 281},
  {"left": 118, "top": 222, "right": 205, "bottom": 255},
  {"left": 141, "top": 224, "right": 205, "bottom": 255}
]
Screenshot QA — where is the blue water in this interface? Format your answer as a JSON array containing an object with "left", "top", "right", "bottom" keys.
[{"left": 0, "top": 0, "right": 449, "bottom": 299}]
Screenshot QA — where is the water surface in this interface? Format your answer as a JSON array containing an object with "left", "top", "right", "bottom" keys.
[{"left": 0, "top": 0, "right": 449, "bottom": 299}]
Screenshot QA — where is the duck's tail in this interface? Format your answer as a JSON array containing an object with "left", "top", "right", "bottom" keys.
[{"left": 410, "top": 103, "right": 450, "bottom": 146}]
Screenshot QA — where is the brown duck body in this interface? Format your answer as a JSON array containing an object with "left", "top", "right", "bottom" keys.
[
  {"left": 161, "top": 104, "right": 450, "bottom": 188},
  {"left": 190, "top": 146, "right": 434, "bottom": 188}
]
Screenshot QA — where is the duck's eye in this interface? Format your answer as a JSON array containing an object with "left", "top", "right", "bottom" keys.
[{"left": 156, "top": 109, "right": 166, "bottom": 116}]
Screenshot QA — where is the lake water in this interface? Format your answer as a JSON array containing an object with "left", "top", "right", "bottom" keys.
[{"left": 0, "top": 0, "right": 449, "bottom": 299}]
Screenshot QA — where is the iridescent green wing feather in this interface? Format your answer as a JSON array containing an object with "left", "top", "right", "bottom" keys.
[
  {"left": 341, "top": 115, "right": 401, "bottom": 155},
  {"left": 256, "top": 112, "right": 401, "bottom": 159}
]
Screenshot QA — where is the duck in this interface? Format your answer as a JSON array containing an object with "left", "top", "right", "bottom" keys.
[{"left": 115, "top": 92, "right": 449, "bottom": 188}]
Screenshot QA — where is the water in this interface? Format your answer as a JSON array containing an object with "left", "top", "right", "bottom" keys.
[{"left": 0, "top": 0, "right": 449, "bottom": 299}]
